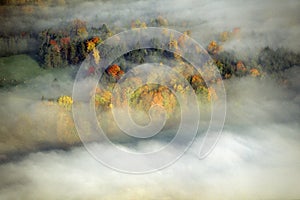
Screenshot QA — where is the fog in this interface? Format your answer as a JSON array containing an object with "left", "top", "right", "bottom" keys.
[
  {"left": 0, "top": 129, "right": 299, "bottom": 199},
  {"left": 0, "top": 0, "right": 300, "bottom": 199},
  {"left": 1, "top": 0, "right": 300, "bottom": 52},
  {"left": 0, "top": 66, "right": 299, "bottom": 199}
]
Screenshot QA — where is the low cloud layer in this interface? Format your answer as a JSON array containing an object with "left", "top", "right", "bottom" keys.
[
  {"left": 0, "top": 66, "right": 299, "bottom": 199},
  {"left": 0, "top": 128, "right": 299, "bottom": 199}
]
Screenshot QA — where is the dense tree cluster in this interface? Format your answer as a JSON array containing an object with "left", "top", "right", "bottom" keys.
[
  {"left": 258, "top": 47, "right": 300, "bottom": 73},
  {"left": 206, "top": 28, "right": 263, "bottom": 79},
  {"left": 210, "top": 46, "right": 300, "bottom": 79},
  {"left": 38, "top": 20, "right": 109, "bottom": 68},
  {"left": 93, "top": 60, "right": 217, "bottom": 117}
]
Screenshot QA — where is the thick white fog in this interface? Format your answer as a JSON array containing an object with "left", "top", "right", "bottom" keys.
[
  {"left": 0, "top": 0, "right": 300, "bottom": 199},
  {"left": 0, "top": 129, "right": 299, "bottom": 199},
  {"left": 0, "top": 67, "right": 299, "bottom": 199}
]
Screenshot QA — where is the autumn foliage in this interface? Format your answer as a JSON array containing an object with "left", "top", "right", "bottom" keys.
[
  {"left": 39, "top": 20, "right": 272, "bottom": 119},
  {"left": 250, "top": 68, "right": 261, "bottom": 77},
  {"left": 207, "top": 40, "right": 222, "bottom": 54},
  {"left": 106, "top": 64, "right": 124, "bottom": 79}
]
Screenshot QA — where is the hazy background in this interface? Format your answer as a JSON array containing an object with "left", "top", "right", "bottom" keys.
[
  {"left": 0, "top": 0, "right": 299, "bottom": 199},
  {"left": 1, "top": 0, "right": 299, "bottom": 52}
]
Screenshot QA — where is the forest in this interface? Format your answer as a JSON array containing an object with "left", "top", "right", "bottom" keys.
[{"left": 0, "top": 16, "right": 299, "bottom": 119}]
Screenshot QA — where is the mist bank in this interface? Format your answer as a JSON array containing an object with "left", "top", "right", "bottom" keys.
[{"left": 0, "top": 119, "right": 299, "bottom": 199}]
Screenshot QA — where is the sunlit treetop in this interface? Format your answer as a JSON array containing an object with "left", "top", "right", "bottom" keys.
[
  {"left": 86, "top": 40, "right": 95, "bottom": 52},
  {"left": 207, "top": 40, "right": 222, "bottom": 54},
  {"left": 106, "top": 64, "right": 124, "bottom": 80},
  {"left": 250, "top": 68, "right": 261, "bottom": 77},
  {"left": 57, "top": 95, "right": 73, "bottom": 111}
]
